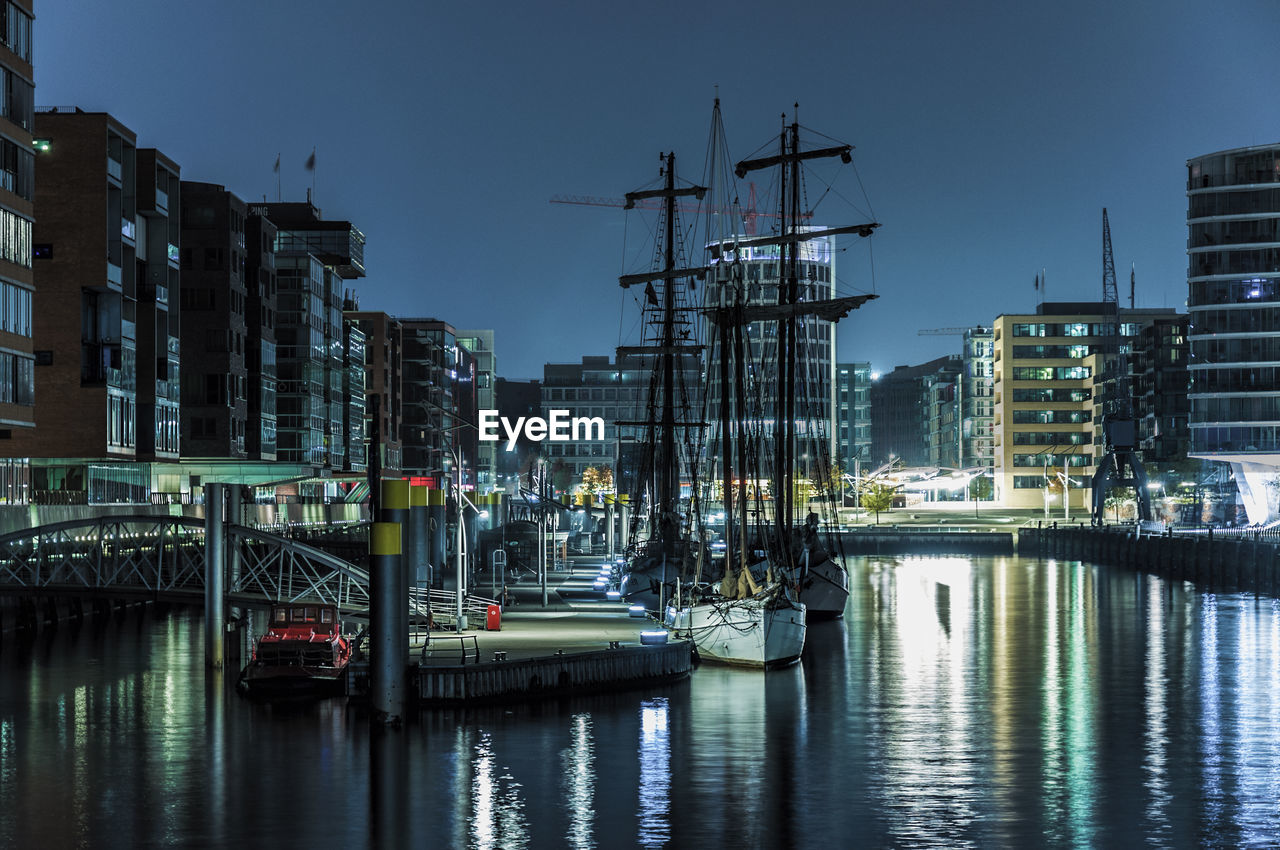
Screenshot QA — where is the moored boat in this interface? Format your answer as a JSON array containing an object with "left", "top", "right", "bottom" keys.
[{"left": 238, "top": 603, "right": 352, "bottom": 697}]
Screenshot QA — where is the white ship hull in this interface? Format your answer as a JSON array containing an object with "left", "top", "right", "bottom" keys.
[
  {"left": 671, "top": 592, "right": 806, "bottom": 669},
  {"left": 798, "top": 555, "right": 849, "bottom": 619}
]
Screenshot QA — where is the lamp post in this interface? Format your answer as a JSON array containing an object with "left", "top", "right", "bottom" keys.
[{"left": 415, "top": 397, "right": 480, "bottom": 633}]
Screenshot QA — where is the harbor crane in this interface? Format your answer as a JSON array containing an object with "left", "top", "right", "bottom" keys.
[{"left": 1090, "top": 208, "right": 1152, "bottom": 525}]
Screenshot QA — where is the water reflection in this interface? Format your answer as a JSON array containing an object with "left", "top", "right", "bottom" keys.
[
  {"left": 562, "top": 713, "right": 595, "bottom": 849},
  {"left": 636, "top": 699, "right": 668, "bottom": 848},
  {"left": 6, "top": 558, "right": 1280, "bottom": 846},
  {"left": 469, "top": 729, "right": 529, "bottom": 849}
]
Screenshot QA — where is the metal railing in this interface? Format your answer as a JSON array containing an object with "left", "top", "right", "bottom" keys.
[
  {"left": 418, "top": 633, "right": 480, "bottom": 665},
  {"left": 409, "top": 587, "right": 500, "bottom": 629}
]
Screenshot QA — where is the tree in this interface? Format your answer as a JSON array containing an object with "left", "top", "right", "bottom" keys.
[
  {"left": 578, "top": 465, "right": 614, "bottom": 499},
  {"left": 1105, "top": 485, "right": 1135, "bottom": 522},
  {"left": 969, "top": 475, "right": 993, "bottom": 518},
  {"left": 861, "top": 482, "right": 897, "bottom": 524}
]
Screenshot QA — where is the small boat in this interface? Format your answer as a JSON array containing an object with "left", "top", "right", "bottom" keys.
[{"left": 238, "top": 603, "right": 352, "bottom": 697}]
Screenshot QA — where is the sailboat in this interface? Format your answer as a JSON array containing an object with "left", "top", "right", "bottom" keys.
[
  {"left": 703, "top": 101, "right": 878, "bottom": 624},
  {"left": 618, "top": 99, "right": 876, "bottom": 666}
]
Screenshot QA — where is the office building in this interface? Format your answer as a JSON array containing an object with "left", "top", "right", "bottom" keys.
[
  {"left": 0, "top": 0, "right": 33, "bottom": 504},
  {"left": 704, "top": 229, "right": 839, "bottom": 466},
  {"left": 1186, "top": 145, "right": 1280, "bottom": 522},
  {"left": 16, "top": 109, "right": 176, "bottom": 503},
  {"left": 993, "top": 302, "right": 1178, "bottom": 510}
]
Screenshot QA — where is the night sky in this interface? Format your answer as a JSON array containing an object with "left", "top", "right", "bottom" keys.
[{"left": 36, "top": 0, "right": 1280, "bottom": 378}]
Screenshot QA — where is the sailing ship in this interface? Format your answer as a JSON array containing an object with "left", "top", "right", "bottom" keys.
[
  {"left": 703, "top": 101, "right": 877, "bottom": 625},
  {"left": 617, "top": 100, "right": 877, "bottom": 666}
]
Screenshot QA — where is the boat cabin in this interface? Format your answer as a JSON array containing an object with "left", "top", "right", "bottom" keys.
[{"left": 267, "top": 603, "right": 341, "bottom": 637}]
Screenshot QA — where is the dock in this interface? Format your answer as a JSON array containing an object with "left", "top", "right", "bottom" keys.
[{"left": 349, "top": 558, "right": 696, "bottom": 707}]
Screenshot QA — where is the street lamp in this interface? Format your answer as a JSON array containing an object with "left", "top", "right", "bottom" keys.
[{"left": 415, "top": 398, "right": 479, "bottom": 632}]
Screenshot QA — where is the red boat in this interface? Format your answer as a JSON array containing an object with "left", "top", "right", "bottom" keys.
[{"left": 239, "top": 603, "right": 353, "bottom": 697}]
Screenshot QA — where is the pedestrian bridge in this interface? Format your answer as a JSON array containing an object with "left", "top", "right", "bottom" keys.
[{"left": 0, "top": 514, "right": 376, "bottom": 615}]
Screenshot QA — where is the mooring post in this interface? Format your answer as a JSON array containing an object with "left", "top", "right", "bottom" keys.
[
  {"left": 370, "top": 520, "right": 404, "bottom": 724},
  {"left": 205, "top": 482, "right": 226, "bottom": 670},
  {"left": 381, "top": 479, "right": 411, "bottom": 673}
]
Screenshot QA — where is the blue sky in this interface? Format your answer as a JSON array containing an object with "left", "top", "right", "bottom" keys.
[{"left": 36, "top": 0, "right": 1280, "bottom": 378}]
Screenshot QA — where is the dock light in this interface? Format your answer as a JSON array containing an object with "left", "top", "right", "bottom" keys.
[
  {"left": 628, "top": 604, "right": 646, "bottom": 618},
  {"left": 640, "top": 630, "right": 669, "bottom": 645},
  {"left": 606, "top": 590, "right": 621, "bottom": 601}
]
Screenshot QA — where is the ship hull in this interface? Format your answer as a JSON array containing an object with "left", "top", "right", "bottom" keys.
[
  {"left": 672, "top": 593, "right": 806, "bottom": 669},
  {"left": 238, "top": 664, "right": 349, "bottom": 698},
  {"left": 798, "top": 555, "right": 849, "bottom": 619}
]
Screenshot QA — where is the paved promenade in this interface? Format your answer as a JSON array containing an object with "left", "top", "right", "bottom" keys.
[{"left": 413, "top": 555, "right": 654, "bottom": 663}]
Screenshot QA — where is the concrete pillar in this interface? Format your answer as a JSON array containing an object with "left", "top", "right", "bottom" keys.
[
  {"left": 369, "top": 521, "right": 404, "bottom": 725},
  {"left": 381, "top": 479, "right": 411, "bottom": 673},
  {"left": 204, "top": 482, "right": 226, "bottom": 671},
  {"left": 428, "top": 488, "right": 446, "bottom": 590}
]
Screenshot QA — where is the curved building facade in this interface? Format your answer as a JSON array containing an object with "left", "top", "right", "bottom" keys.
[{"left": 1187, "top": 144, "right": 1280, "bottom": 521}]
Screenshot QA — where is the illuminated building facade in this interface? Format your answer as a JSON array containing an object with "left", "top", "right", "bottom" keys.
[{"left": 1186, "top": 145, "right": 1280, "bottom": 521}]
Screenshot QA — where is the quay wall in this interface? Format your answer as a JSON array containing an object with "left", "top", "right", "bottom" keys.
[
  {"left": 351, "top": 640, "right": 696, "bottom": 707},
  {"left": 839, "top": 529, "right": 1014, "bottom": 556},
  {"left": 1019, "top": 526, "right": 1280, "bottom": 596}
]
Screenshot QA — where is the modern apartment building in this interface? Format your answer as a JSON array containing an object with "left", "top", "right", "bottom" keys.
[
  {"left": 1134, "top": 315, "right": 1189, "bottom": 463},
  {"left": 993, "top": 302, "right": 1178, "bottom": 510},
  {"left": 1186, "top": 145, "right": 1280, "bottom": 522},
  {"left": 0, "top": 0, "right": 34, "bottom": 503},
  {"left": 400, "top": 318, "right": 477, "bottom": 489},
  {"left": 345, "top": 309, "right": 402, "bottom": 477},
  {"left": 253, "top": 200, "right": 365, "bottom": 474},
  {"left": 244, "top": 211, "right": 279, "bottom": 461},
  {"left": 456, "top": 329, "right": 496, "bottom": 492},
  {"left": 542, "top": 353, "right": 701, "bottom": 497},
  {"left": 15, "top": 109, "right": 176, "bottom": 503},
  {"left": 869, "top": 356, "right": 957, "bottom": 468},
  {"left": 179, "top": 181, "right": 254, "bottom": 459},
  {"left": 960, "top": 327, "right": 995, "bottom": 471},
  {"left": 922, "top": 360, "right": 962, "bottom": 470},
  {"left": 835, "top": 362, "right": 871, "bottom": 469}
]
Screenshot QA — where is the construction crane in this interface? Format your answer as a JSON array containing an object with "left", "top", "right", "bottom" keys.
[
  {"left": 1090, "top": 208, "right": 1151, "bottom": 525},
  {"left": 917, "top": 327, "right": 971, "bottom": 336},
  {"left": 550, "top": 182, "right": 810, "bottom": 236}
]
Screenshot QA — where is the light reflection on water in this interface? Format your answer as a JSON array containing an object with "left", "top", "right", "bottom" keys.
[{"left": 4, "top": 556, "right": 1280, "bottom": 847}]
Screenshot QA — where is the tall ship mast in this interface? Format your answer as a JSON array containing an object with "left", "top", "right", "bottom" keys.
[{"left": 708, "top": 103, "right": 879, "bottom": 620}]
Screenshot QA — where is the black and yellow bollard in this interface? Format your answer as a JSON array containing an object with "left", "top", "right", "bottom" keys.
[{"left": 369, "top": 521, "right": 404, "bottom": 724}]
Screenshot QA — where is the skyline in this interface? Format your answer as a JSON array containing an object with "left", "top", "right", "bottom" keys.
[{"left": 36, "top": 0, "right": 1280, "bottom": 378}]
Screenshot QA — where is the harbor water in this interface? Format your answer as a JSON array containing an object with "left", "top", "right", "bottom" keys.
[{"left": 2, "top": 554, "right": 1279, "bottom": 847}]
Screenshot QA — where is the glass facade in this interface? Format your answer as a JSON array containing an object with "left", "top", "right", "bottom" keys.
[{"left": 1187, "top": 144, "right": 1280, "bottom": 458}]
